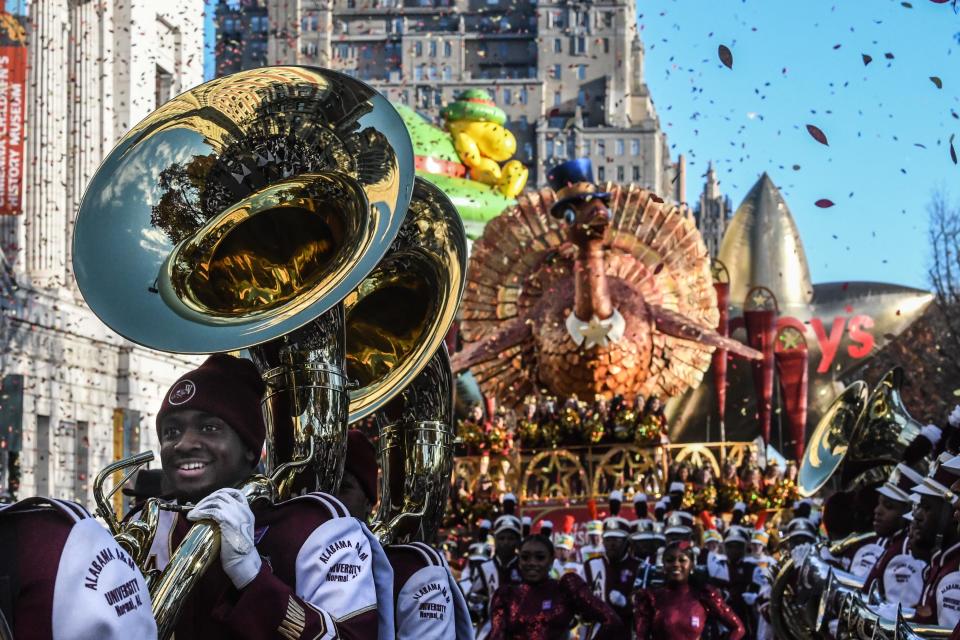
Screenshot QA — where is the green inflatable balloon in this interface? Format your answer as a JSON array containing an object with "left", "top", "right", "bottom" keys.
[{"left": 394, "top": 103, "right": 515, "bottom": 236}]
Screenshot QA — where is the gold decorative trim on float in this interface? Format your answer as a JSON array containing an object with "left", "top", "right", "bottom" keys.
[{"left": 452, "top": 441, "right": 757, "bottom": 505}]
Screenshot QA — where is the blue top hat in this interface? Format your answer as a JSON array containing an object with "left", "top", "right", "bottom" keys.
[{"left": 547, "top": 158, "right": 611, "bottom": 216}]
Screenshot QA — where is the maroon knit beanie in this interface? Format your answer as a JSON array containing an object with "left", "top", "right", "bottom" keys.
[
  {"left": 345, "top": 429, "right": 378, "bottom": 504},
  {"left": 156, "top": 354, "right": 266, "bottom": 458}
]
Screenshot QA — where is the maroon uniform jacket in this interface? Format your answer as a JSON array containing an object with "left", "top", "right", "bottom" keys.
[
  {"left": 583, "top": 554, "right": 642, "bottom": 626},
  {"left": 862, "top": 531, "right": 928, "bottom": 609},
  {"left": 488, "top": 573, "right": 623, "bottom": 640},
  {"left": 916, "top": 541, "right": 960, "bottom": 628},
  {"left": 0, "top": 498, "right": 156, "bottom": 640},
  {"left": 144, "top": 492, "right": 391, "bottom": 640},
  {"left": 633, "top": 583, "right": 746, "bottom": 640},
  {"left": 386, "top": 541, "right": 472, "bottom": 640}
]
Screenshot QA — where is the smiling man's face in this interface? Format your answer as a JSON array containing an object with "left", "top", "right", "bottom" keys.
[{"left": 159, "top": 409, "right": 255, "bottom": 502}]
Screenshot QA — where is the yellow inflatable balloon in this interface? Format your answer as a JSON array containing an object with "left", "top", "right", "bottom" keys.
[
  {"left": 441, "top": 89, "right": 529, "bottom": 199},
  {"left": 448, "top": 121, "right": 517, "bottom": 163}
]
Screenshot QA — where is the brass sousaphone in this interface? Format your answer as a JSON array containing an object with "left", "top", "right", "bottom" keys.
[
  {"left": 75, "top": 67, "right": 465, "bottom": 637},
  {"left": 799, "top": 367, "right": 922, "bottom": 497}
]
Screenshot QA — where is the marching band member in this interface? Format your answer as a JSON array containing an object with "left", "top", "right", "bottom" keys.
[
  {"left": 580, "top": 520, "right": 605, "bottom": 562},
  {"left": 488, "top": 535, "right": 623, "bottom": 639},
  {"left": 633, "top": 540, "right": 746, "bottom": 640},
  {"left": 861, "top": 455, "right": 953, "bottom": 616},
  {"left": 459, "top": 542, "right": 492, "bottom": 595},
  {"left": 700, "top": 528, "right": 730, "bottom": 586},
  {"left": 553, "top": 534, "right": 584, "bottom": 579},
  {"left": 469, "top": 512, "right": 522, "bottom": 638},
  {"left": 723, "top": 526, "right": 755, "bottom": 638},
  {"left": 844, "top": 463, "right": 919, "bottom": 578},
  {"left": 537, "top": 520, "right": 553, "bottom": 540},
  {"left": 142, "top": 354, "right": 394, "bottom": 640},
  {"left": 0, "top": 497, "right": 157, "bottom": 639},
  {"left": 584, "top": 513, "right": 642, "bottom": 629},
  {"left": 664, "top": 510, "right": 696, "bottom": 545},
  {"left": 631, "top": 520, "right": 662, "bottom": 566},
  {"left": 632, "top": 492, "right": 651, "bottom": 527},
  {"left": 336, "top": 431, "right": 474, "bottom": 640},
  {"left": 911, "top": 456, "right": 960, "bottom": 628},
  {"left": 743, "top": 529, "right": 775, "bottom": 640}
]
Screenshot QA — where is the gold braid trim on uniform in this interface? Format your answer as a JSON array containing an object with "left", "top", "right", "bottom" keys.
[{"left": 278, "top": 596, "right": 308, "bottom": 640}]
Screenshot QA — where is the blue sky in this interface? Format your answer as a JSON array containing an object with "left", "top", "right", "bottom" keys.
[
  {"left": 195, "top": 0, "right": 957, "bottom": 290},
  {"left": 636, "top": 1, "right": 960, "bottom": 290}
]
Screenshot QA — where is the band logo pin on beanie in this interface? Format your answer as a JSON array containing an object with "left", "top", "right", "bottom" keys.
[{"left": 168, "top": 380, "right": 196, "bottom": 405}]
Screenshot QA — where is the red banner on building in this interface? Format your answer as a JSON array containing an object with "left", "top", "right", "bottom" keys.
[{"left": 0, "top": 12, "right": 27, "bottom": 216}]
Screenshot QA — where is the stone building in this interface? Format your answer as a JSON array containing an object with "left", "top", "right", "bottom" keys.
[
  {"left": 262, "top": 0, "right": 687, "bottom": 199},
  {"left": 0, "top": 1, "right": 204, "bottom": 506},
  {"left": 695, "top": 162, "right": 732, "bottom": 259},
  {"left": 215, "top": 0, "right": 269, "bottom": 77}
]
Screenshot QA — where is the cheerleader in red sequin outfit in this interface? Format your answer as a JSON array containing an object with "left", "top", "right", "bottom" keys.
[
  {"left": 633, "top": 540, "right": 746, "bottom": 640},
  {"left": 488, "top": 535, "right": 623, "bottom": 640}
]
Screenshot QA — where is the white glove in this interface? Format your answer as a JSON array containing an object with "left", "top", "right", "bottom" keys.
[
  {"left": 742, "top": 592, "right": 758, "bottom": 606},
  {"left": 950, "top": 405, "right": 960, "bottom": 428},
  {"left": 187, "top": 488, "right": 262, "bottom": 589},
  {"left": 921, "top": 424, "right": 943, "bottom": 446},
  {"left": 608, "top": 590, "right": 627, "bottom": 608}
]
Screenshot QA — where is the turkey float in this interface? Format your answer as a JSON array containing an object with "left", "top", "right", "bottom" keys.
[{"left": 451, "top": 158, "right": 761, "bottom": 408}]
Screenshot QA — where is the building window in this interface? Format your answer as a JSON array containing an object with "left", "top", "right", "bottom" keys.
[
  {"left": 617, "top": 166, "right": 624, "bottom": 182},
  {"left": 632, "top": 166, "right": 641, "bottom": 181},
  {"left": 35, "top": 415, "right": 50, "bottom": 496},
  {"left": 575, "top": 37, "right": 586, "bottom": 55},
  {"left": 503, "top": 88, "right": 513, "bottom": 104},
  {"left": 546, "top": 139, "right": 555, "bottom": 157},
  {"left": 414, "top": 65, "right": 424, "bottom": 81},
  {"left": 553, "top": 91, "right": 561, "bottom": 106},
  {"left": 155, "top": 65, "right": 173, "bottom": 108},
  {"left": 631, "top": 139, "right": 640, "bottom": 155},
  {"left": 616, "top": 139, "right": 625, "bottom": 155},
  {"left": 583, "top": 139, "right": 592, "bottom": 155},
  {"left": 597, "top": 140, "right": 606, "bottom": 157},
  {"left": 518, "top": 115, "right": 528, "bottom": 129},
  {"left": 444, "top": 41, "right": 452, "bottom": 57},
  {"left": 577, "top": 90, "right": 585, "bottom": 107},
  {"left": 577, "top": 65, "right": 586, "bottom": 80},
  {"left": 519, "top": 87, "right": 528, "bottom": 104},
  {"left": 414, "top": 41, "right": 423, "bottom": 56},
  {"left": 554, "top": 38, "right": 562, "bottom": 53},
  {"left": 597, "top": 165, "right": 605, "bottom": 181},
  {"left": 429, "top": 40, "right": 437, "bottom": 57},
  {"left": 443, "top": 66, "right": 452, "bottom": 81},
  {"left": 75, "top": 421, "right": 89, "bottom": 501},
  {"left": 567, "top": 137, "right": 576, "bottom": 158},
  {"left": 603, "top": 38, "right": 610, "bottom": 54},
  {"left": 552, "top": 63, "right": 561, "bottom": 79},
  {"left": 523, "top": 142, "right": 533, "bottom": 159}
]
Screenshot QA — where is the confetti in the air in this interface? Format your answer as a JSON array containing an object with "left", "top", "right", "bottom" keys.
[
  {"left": 862, "top": 54, "right": 873, "bottom": 65},
  {"left": 951, "top": 134, "right": 958, "bottom": 165},
  {"left": 814, "top": 199, "right": 835, "bottom": 208},
  {"left": 931, "top": 76, "right": 943, "bottom": 89},
  {"left": 718, "top": 45, "right": 733, "bottom": 69},
  {"left": 806, "top": 124, "right": 829, "bottom": 146}
]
